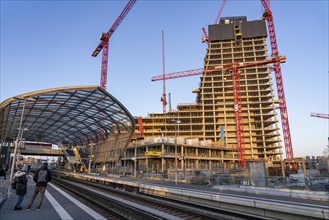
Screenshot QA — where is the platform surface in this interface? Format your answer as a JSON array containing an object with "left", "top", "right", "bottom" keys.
[
  {"left": 1, "top": 172, "right": 328, "bottom": 220},
  {"left": 0, "top": 173, "right": 106, "bottom": 220}
]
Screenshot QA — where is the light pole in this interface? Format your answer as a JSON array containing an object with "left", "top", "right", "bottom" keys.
[
  {"left": 88, "top": 143, "right": 95, "bottom": 174},
  {"left": 184, "top": 155, "right": 187, "bottom": 181},
  {"left": 134, "top": 141, "right": 137, "bottom": 178},
  {"left": 171, "top": 119, "right": 181, "bottom": 185},
  {"left": 7, "top": 96, "right": 36, "bottom": 198},
  {"left": 16, "top": 127, "right": 28, "bottom": 165}
]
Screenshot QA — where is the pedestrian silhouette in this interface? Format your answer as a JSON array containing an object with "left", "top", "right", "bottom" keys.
[{"left": 26, "top": 163, "right": 52, "bottom": 210}]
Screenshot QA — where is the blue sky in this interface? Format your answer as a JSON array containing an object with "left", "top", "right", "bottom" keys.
[{"left": 1, "top": 0, "right": 328, "bottom": 158}]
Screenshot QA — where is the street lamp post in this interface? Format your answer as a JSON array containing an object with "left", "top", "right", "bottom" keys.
[
  {"left": 7, "top": 96, "right": 36, "bottom": 198},
  {"left": 134, "top": 142, "right": 137, "bottom": 178},
  {"left": 184, "top": 156, "right": 187, "bottom": 181},
  {"left": 171, "top": 119, "right": 181, "bottom": 185},
  {"left": 130, "top": 138, "right": 137, "bottom": 178},
  {"left": 16, "top": 127, "right": 28, "bottom": 166}
]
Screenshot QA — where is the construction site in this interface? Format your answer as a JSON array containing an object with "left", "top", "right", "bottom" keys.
[
  {"left": 77, "top": 0, "right": 328, "bottom": 185},
  {"left": 1, "top": 0, "right": 328, "bottom": 188}
]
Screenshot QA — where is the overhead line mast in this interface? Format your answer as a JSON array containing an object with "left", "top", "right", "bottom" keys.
[
  {"left": 260, "top": 0, "right": 294, "bottom": 159},
  {"left": 92, "top": 0, "right": 136, "bottom": 90}
]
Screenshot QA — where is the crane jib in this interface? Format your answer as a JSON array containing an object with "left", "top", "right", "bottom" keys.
[{"left": 92, "top": 0, "right": 136, "bottom": 90}]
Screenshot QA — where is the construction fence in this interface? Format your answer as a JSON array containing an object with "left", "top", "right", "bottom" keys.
[{"left": 90, "top": 164, "right": 329, "bottom": 192}]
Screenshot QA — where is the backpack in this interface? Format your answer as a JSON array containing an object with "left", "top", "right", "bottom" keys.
[{"left": 37, "top": 170, "right": 48, "bottom": 183}]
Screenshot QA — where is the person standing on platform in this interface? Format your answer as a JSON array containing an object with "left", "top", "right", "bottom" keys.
[
  {"left": 0, "top": 164, "right": 7, "bottom": 195},
  {"left": 14, "top": 165, "right": 28, "bottom": 210},
  {"left": 0, "top": 164, "right": 6, "bottom": 180},
  {"left": 26, "top": 163, "right": 52, "bottom": 210},
  {"left": 27, "top": 164, "right": 31, "bottom": 175}
]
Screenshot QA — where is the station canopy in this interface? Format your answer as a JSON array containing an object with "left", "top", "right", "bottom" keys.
[{"left": 0, "top": 86, "right": 135, "bottom": 146}]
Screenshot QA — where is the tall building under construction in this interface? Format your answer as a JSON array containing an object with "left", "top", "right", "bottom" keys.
[{"left": 125, "top": 16, "right": 283, "bottom": 174}]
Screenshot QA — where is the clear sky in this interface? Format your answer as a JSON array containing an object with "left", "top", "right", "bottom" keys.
[{"left": 1, "top": 0, "right": 328, "bottom": 158}]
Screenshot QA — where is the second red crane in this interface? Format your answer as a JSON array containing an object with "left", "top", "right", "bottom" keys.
[{"left": 92, "top": 0, "right": 136, "bottom": 90}]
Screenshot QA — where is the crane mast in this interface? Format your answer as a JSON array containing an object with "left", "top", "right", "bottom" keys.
[
  {"left": 138, "top": 117, "right": 144, "bottom": 137},
  {"left": 202, "top": 0, "right": 227, "bottom": 43},
  {"left": 261, "top": 0, "right": 294, "bottom": 159},
  {"left": 214, "top": 56, "right": 286, "bottom": 167},
  {"left": 161, "top": 30, "right": 167, "bottom": 113},
  {"left": 232, "top": 66, "right": 246, "bottom": 167},
  {"left": 92, "top": 0, "right": 136, "bottom": 90},
  {"left": 214, "top": 0, "right": 227, "bottom": 24}
]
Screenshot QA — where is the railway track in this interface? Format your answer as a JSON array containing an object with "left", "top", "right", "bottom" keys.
[{"left": 52, "top": 173, "right": 265, "bottom": 220}]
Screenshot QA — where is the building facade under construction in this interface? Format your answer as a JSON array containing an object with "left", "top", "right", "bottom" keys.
[{"left": 122, "top": 16, "right": 284, "bottom": 177}]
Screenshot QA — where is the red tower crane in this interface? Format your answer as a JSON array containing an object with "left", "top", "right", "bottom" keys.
[
  {"left": 153, "top": 0, "right": 225, "bottom": 82},
  {"left": 161, "top": 30, "right": 167, "bottom": 113},
  {"left": 214, "top": 0, "right": 228, "bottom": 24},
  {"left": 152, "top": 56, "right": 286, "bottom": 167},
  {"left": 151, "top": 68, "right": 204, "bottom": 81},
  {"left": 151, "top": 57, "right": 282, "bottom": 82},
  {"left": 92, "top": 0, "right": 136, "bottom": 90},
  {"left": 310, "top": 113, "right": 329, "bottom": 119},
  {"left": 153, "top": 1, "right": 293, "bottom": 162},
  {"left": 202, "top": 0, "right": 227, "bottom": 43},
  {"left": 260, "top": 0, "right": 294, "bottom": 160},
  {"left": 138, "top": 116, "right": 144, "bottom": 137},
  {"left": 210, "top": 56, "right": 286, "bottom": 167}
]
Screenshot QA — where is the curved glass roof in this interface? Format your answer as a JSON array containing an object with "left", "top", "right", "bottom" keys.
[{"left": 0, "top": 86, "right": 135, "bottom": 147}]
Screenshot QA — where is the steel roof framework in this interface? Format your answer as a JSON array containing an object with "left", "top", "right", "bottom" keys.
[{"left": 0, "top": 86, "right": 135, "bottom": 147}]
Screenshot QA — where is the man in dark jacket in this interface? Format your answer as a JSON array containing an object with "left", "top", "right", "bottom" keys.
[{"left": 26, "top": 163, "right": 52, "bottom": 210}]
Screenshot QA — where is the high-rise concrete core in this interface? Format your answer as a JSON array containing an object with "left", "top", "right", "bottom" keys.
[{"left": 137, "top": 16, "right": 283, "bottom": 170}]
